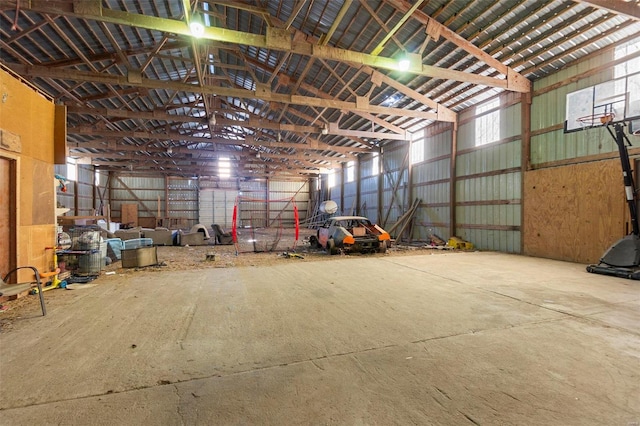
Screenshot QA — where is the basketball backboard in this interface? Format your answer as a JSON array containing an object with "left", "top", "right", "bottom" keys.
[{"left": 564, "top": 71, "right": 640, "bottom": 133}]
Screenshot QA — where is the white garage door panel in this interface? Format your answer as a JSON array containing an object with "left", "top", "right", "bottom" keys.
[{"left": 199, "top": 189, "right": 238, "bottom": 229}]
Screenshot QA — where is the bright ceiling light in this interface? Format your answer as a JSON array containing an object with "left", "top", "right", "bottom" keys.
[
  {"left": 189, "top": 13, "right": 205, "bottom": 37},
  {"left": 397, "top": 58, "right": 411, "bottom": 71}
]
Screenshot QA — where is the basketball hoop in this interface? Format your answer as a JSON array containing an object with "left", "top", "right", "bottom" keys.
[{"left": 576, "top": 112, "right": 615, "bottom": 129}]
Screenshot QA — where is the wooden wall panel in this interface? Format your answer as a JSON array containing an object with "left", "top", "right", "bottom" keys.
[
  {"left": 32, "top": 160, "right": 54, "bottom": 225},
  {"left": 523, "top": 159, "right": 627, "bottom": 264},
  {"left": 0, "top": 157, "right": 16, "bottom": 275},
  {"left": 1, "top": 68, "right": 56, "bottom": 277},
  {"left": 121, "top": 203, "right": 138, "bottom": 226},
  {"left": 54, "top": 104, "right": 67, "bottom": 164}
]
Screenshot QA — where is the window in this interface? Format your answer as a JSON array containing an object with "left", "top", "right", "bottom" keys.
[
  {"left": 372, "top": 153, "right": 379, "bottom": 176},
  {"left": 346, "top": 161, "right": 355, "bottom": 183},
  {"left": 411, "top": 138, "right": 424, "bottom": 164},
  {"left": 614, "top": 36, "right": 640, "bottom": 78},
  {"left": 94, "top": 170, "right": 100, "bottom": 186},
  {"left": 66, "top": 157, "right": 77, "bottom": 181},
  {"left": 327, "top": 169, "right": 335, "bottom": 188},
  {"left": 219, "top": 157, "right": 231, "bottom": 179},
  {"left": 475, "top": 98, "right": 500, "bottom": 146}
]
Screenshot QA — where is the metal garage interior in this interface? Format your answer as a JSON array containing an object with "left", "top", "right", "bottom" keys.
[{"left": 0, "top": 1, "right": 639, "bottom": 424}]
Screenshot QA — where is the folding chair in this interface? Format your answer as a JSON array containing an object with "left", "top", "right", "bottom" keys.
[{"left": 0, "top": 266, "right": 48, "bottom": 316}]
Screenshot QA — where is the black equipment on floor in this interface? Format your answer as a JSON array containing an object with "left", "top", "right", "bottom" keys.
[{"left": 587, "top": 123, "right": 640, "bottom": 280}]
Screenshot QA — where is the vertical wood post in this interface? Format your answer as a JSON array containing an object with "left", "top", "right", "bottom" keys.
[
  {"left": 521, "top": 91, "right": 532, "bottom": 254},
  {"left": 449, "top": 121, "right": 458, "bottom": 239}
]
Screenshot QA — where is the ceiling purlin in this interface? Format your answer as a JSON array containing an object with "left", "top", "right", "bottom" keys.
[
  {"left": 98, "top": 21, "right": 130, "bottom": 68},
  {"left": 47, "top": 15, "right": 138, "bottom": 116},
  {"left": 434, "top": 7, "right": 621, "bottom": 109},
  {"left": 267, "top": 14, "right": 456, "bottom": 130},
  {"left": 0, "top": 51, "right": 436, "bottom": 121},
  {"left": 4, "top": 0, "right": 527, "bottom": 92},
  {"left": 385, "top": 0, "right": 530, "bottom": 92},
  {"left": 69, "top": 123, "right": 356, "bottom": 164},
  {"left": 358, "top": 0, "right": 405, "bottom": 53},
  {"left": 406, "top": 1, "right": 581, "bottom": 111},
  {"left": 0, "top": 12, "right": 47, "bottom": 43},
  {"left": 371, "top": 0, "right": 425, "bottom": 56},
  {"left": 85, "top": 154, "right": 319, "bottom": 175},
  {"left": 526, "top": 24, "right": 640, "bottom": 76},
  {"left": 72, "top": 140, "right": 337, "bottom": 171},
  {"left": 574, "top": 0, "right": 640, "bottom": 20},
  {"left": 0, "top": 11, "right": 46, "bottom": 64},
  {"left": 319, "top": 0, "right": 353, "bottom": 46}
]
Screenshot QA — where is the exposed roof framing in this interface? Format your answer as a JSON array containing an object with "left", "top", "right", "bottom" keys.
[
  {"left": 0, "top": 0, "right": 638, "bottom": 179},
  {"left": 575, "top": 0, "right": 640, "bottom": 20}
]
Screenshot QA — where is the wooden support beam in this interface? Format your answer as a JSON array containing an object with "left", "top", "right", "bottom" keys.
[
  {"left": 384, "top": 0, "right": 531, "bottom": 93},
  {"left": 449, "top": 121, "right": 458, "bottom": 239},
  {"left": 574, "top": 0, "right": 640, "bottom": 20},
  {"left": 371, "top": 0, "right": 426, "bottom": 56},
  {"left": 4, "top": 62, "right": 439, "bottom": 119},
  {"left": 3, "top": 1, "right": 530, "bottom": 92}
]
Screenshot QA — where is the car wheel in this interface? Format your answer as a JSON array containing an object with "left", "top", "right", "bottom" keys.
[
  {"left": 378, "top": 240, "right": 387, "bottom": 254},
  {"left": 328, "top": 238, "right": 338, "bottom": 255}
]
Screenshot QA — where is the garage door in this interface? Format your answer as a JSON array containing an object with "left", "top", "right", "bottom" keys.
[{"left": 199, "top": 189, "right": 238, "bottom": 229}]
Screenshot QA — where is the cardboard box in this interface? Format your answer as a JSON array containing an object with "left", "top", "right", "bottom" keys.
[{"left": 121, "top": 246, "right": 158, "bottom": 268}]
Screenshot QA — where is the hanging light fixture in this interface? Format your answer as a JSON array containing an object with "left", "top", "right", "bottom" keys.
[
  {"left": 189, "top": 12, "right": 205, "bottom": 37},
  {"left": 397, "top": 57, "right": 411, "bottom": 71}
]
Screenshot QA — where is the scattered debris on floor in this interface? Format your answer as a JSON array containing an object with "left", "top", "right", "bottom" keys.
[
  {"left": 446, "top": 236, "right": 475, "bottom": 250},
  {"left": 281, "top": 252, "right": 304, "bottom": 259},
  {"left": 205, "top": 252, "right": 217, "bottom": 261}
]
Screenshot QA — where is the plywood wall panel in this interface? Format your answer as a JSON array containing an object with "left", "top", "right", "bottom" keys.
[
  {"left": 121, "top": 203, "right": 138, "bottom": 226},
  {"left": 1, "top": 68, "right": 56, "bottom": 270},
  {"left": 524, "top": 159, "right": 626, "bottom": 264}
]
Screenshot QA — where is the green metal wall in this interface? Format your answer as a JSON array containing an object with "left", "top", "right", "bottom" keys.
[
  {"left": 531, "top": 53, "right": 615, "bottom": 165},
  {"left": 455, "top": 99, "right": 522, "bottom": 253},
  {"left": 411, "top": 126, "right": 451, "bottom": 242}
]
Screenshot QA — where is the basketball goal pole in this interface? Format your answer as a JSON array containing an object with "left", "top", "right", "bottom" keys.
[
  {"left": 587, "top": 122, "right": 640, "bottom": 279},
  {"left": 607, "top": 123, "right": 639, "bottom": 236}
]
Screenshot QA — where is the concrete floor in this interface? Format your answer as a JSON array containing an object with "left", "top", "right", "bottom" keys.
[{"left": 0, "top": 251, "right": 638, "bottom": 425}]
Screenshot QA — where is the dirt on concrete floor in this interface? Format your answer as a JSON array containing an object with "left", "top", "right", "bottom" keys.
[{"left": 0, "top": 239, "right": 456, "bottom": 329}]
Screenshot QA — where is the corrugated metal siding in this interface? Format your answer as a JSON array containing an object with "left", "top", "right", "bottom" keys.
[
  {"left": 54, "top": 164, "right": 73, "bottom": 214},
  {"left": 76, "top": 165, "right": 95, "bottom": 216},
  {"left": 168, "top": 177, "right": 198, "bottom": 226},
  {"left": 342, "top": 180, "right": 357, "bottom": 216},
  {"left": 110, "top": 175, "right": 166, "bottom": 225},
  {"left": 329, "top": 171, "right": 342, "bottom": 213},
  {"left": 455, "top": 100, "right": 522, "bottom": 253},
  {"left": 268, "top": 180, "right": 309, "bottom": 222},
  {"left": 381, "top": 143, "right": 410, "bottom": 229},
  {"left": 54, "top": 164, "right": 97, "bottom": 217},
  {"left": 412, "top": 126, "right": 452, "bottom": 241},
  {"left": 199, "top": 179, "right": 309, "bottom": 228},
  {"left": 531, "top": 51, "right": 617, "bottom": 165},
  {"left": 359, "top": 154, "right": 380, "bottom": 222},
  {"left": 199, "top": 189, "right": 238, "bottom": 229}
]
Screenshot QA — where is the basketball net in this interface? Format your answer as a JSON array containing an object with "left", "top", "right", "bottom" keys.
[{"left": 576, "top": 112, "right": 615, "bottom": 130}]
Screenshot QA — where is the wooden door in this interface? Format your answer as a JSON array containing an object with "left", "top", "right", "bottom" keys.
[{"left": 0, "top": 157, "right": 16, "bottom": 275}]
